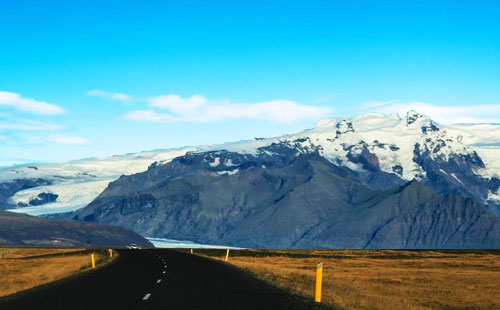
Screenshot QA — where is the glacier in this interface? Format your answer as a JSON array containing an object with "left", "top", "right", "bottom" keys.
[{"left": 1, "top": 111, "right": 499, "bottom": 216}]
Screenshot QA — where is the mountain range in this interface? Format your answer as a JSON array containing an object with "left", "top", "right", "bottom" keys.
[{"left": 2, "top": 111, "right": 500, "bottom": 248}]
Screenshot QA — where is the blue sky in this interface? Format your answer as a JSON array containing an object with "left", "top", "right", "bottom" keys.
[{"left": 1, "top": 0, "right": 499, "bottom": 166}]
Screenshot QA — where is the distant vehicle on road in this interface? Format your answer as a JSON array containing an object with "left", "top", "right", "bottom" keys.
[{"left": 126, "top": 244, "right": 141, "bottom": 249}]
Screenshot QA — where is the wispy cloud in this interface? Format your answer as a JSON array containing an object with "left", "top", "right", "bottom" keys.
[
  {"left": 124, "top": 110, "right": 177, "bottom": 123},
  {"left": 86, "top": 89, "right": 132, "bottom": 101},
  {"left": 125, "top": 94, "right": 332, "bottom": 124},
  {"left": 360, "top": 101, "right": 500, "bottom": 124},
  {"left": 0, "top": 119, "right": 67, "bottom": 131},
  {"left": 0, "top": 135, "right": 7, "bottom": 141},
  {"left": 48, "top": 135, "right": 91, "bottom": 145},
  {"left": 28, "top": 135, "right": 92, "bottom": 145},
  {"left": 0, "top": 91, "right": 64, "bottom": 115}
]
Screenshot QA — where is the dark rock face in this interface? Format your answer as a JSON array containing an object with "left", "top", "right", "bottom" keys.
[
  {"left": 335, "top": 120, "right": 355, "bottom": 137},
  {"left": 294, "top": 181, "right": 500, "bottom": 249},
  {"left": 0, "top": 179, "right": 51, "bottom": 209},
  {"left": 345, "top": 143, "right": 380, "bottom": 172},
  {"left": 75, "top": 143, "right": 500, "bottom": 249},
  {"left": 392, "top": 165, "right": 403, "bottom": 176},
  {"left": 28, "top": 192, "right": 59, "bottom": 206},
  {"left": 413, "top": 139, "right": 500, "bottom": 208},
  {"left": 342, "top": 145, "right": 405, "bottom": 191},
  {"left": 0, "top": 210, "right": 153, "bottom": 247}
]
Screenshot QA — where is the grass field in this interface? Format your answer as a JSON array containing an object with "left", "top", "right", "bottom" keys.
[
  {"left": 198, "top": 249, "right": 500, "bottom": 310},
  {"left": 0, "top": 248, "right": 115, "bottom": 297}
]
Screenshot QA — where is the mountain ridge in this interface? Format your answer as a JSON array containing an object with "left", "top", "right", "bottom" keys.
[
  {"left": 0, "top": 111, "right": 500, "bottom": 215},
  {"left": 74, "top": 142, "right": 500, "bottom": 248}
]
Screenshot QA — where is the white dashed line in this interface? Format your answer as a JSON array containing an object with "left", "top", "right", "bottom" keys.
[
  {"left": 143, "top": 293, "right": 151, "bottom": 300},
  {"left": 157, "top": 279, "right": 162, "bottom": 283},
  {"left": 163, "top": 271, "right": 166, "bottom": 274}
]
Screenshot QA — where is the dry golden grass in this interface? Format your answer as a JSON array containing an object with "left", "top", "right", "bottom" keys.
[
  {"left": 6, "top": 248, "right": 83, "bottom": 258},
  {"left": 0, "top": 248, "right": 115, "bottom": 297},
  {"left": 203, "top": 249, "right": 500, "bottom": 310}
]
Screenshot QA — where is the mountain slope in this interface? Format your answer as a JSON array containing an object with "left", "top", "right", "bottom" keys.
[
  {"left": 75, "top": 147, "right": 376, "bottom": 247},
  {"left": 75, "top": 143, "right": 500, "bottom": 248},
  {"left": 2, "top": 111, "right": 499, "bottom": 217},
  {"left": 0, "top": 210, "right": 153, "bottom": 247},
  {"left": 296, "top": 181, "right": 500, "bottom": 249}
]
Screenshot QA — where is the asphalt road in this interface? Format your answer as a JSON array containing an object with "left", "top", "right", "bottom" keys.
[{"left": 0, "top": 249, "right": 333, "bottom": 310}]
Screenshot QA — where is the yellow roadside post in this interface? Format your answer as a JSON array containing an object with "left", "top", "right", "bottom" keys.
[
  {"left": 108, "top": 249, "right": 113, "bottom": 258},
  {"left": 190, "top": 249, "right": 193, "bottom": 254},
  {"left": 91, "top": 254, "right": 96, "bottom": 269},
  {"left": 225, "top": 249, "right": 230, "bottom": 262},
  {"left": 315, "top": 262, "right": 323, "bottom": 303}
]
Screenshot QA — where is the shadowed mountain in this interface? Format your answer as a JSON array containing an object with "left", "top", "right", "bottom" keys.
[
  {"left": 75, "top": 143, "right": 500, "bottom": 249},
  {"left": 293, "top": 181, "right": 500, "bottom": 249},
  {"left": 0, "top": 210, "right": 153, "bottom": 247}
]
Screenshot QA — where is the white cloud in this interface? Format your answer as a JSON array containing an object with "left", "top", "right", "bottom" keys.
[
  {"left": 125, "top": 94, "right": 332, "bottom": 124},
  {"left": 150, "top": 94, "right": 208, "bottom": 114},
  {"left": 0, "top": 91, "right": 64, "bottom": 115},
  {"left": 0, "top": 135, "right": 7, "bottom": 141},
  {"left": 0, "top": 119, "right": 66, "bottom": 131},
  {"left": 360, "top": 101, "right": 500, "bottom": 124},
  {"left": 124, "top": 110, "right": 177, "bottom": 123},
  {"left": 28, "top": 135, "right": 92, "bottom": 145},
  {"left": 87, "top": 89, "right": 131, "bottom": 101},
  {"left": 49, "top": 135, "right": 92, "bottom": 145}
]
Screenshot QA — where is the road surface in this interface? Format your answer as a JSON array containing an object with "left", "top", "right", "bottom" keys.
[{"left": 0, "top": 249, "right": 333, "bottom": 310}]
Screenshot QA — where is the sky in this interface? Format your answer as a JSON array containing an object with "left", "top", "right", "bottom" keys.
[{"left": 1, "top": 0, "right": 499, "bottom": 166}]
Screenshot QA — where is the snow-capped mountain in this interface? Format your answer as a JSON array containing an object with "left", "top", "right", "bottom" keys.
[
  {"left": 1, "top": 111, "right": 499, "bottom": 216},
  {"left": 75, "top": 118, "right": 500, "bottom": 248}
]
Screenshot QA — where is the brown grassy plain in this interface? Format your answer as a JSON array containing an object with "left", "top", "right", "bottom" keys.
[
  {"left": 200, "top": 249, "right": 500, "bottom": 310},
  {"left": 0, "top": 248, "right": 114, "bottom": 297}
]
